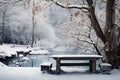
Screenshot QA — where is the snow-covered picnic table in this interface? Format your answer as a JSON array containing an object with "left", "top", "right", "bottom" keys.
[{"left": 51, "top": 55, "right": 102, "bottom": 74}]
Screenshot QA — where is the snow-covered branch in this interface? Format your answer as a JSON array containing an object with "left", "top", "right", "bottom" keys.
[
  {"left": 0, "top": 0, "right": 23, "bottom": 5},
  {"left": 50, "top": 0, "right": 89, "bottom": 10}
]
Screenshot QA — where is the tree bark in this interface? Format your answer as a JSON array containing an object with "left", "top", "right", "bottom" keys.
[
  {"left": 105, "top": 0, "right": 118, "bottom": 68},
  {"left": 86, "top": 0, "right": 106, "bottom": 44}
]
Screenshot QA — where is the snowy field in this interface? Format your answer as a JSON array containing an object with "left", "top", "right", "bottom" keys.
[
  {"left": 0, "top": 66, "right": 120, "bottom": 80},
  {"left": 0, "top": 44, "right": 120, "bottom": 80}
]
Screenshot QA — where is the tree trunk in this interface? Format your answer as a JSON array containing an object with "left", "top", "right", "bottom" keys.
[
  {"left": 86, "top": 0, "right": 106, "bottom": 44},
  {"left": 116, "top": 27, "right": 120, "bottom": 68},
  {"left": 105, "top": 0, "right": 118, "bottom": 68},
  {"left": 0, "top": 11, "right": 5, "bottom": 45},
  {"left": 86, "top": 0, "right": 120, "bottom": 68},
  {"left": 31, "top": 0, "right": 35, "bottom": 47}
]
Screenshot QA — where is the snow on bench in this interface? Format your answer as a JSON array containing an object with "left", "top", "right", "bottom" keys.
[
  {"left": 99, "top": 63, "right": 112, "bottom": 74},
  {"left": 40, "top": 62, "right": 52, "bottom": 72}
]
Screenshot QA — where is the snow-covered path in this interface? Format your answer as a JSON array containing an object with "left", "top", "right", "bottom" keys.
[{"left": 0, "top": 67, "right": 120, "bottom": 80}]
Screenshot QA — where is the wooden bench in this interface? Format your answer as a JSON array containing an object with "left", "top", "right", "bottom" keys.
[
  {"left": 99, "top": 63, "right": 112, "bottom": 74},
  {"left": 41, "top": 62, "right": 52, "bottom": 72}
]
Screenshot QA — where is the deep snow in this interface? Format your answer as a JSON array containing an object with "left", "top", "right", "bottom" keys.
[{"left": 0, "top": 66, "right": 120, "bottom": 80}]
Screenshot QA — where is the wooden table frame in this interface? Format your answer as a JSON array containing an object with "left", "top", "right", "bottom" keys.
[{"left": 51, "top": 55, "right": 102, "bottom": 74}]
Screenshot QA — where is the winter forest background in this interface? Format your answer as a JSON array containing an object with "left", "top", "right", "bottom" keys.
[{"left": 0, "top": 0, "right": 120, "bottom": 68}]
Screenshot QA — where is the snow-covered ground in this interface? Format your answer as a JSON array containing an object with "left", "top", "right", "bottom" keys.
[
  {"left": 0, "top": 66, "right": 120, "bottom": 80},
  {"left": 0, "top": 45, "right": 17, "bottom": 57},
  {"left": 0, "top": 44, "right": 50, "bottom": 58},
  {"left": 29, "top": 50, "right": 50, "bottom": 55},
  {"left": 0, "top": 44, "right": 120, "bottom": 80},
  {"left": 0, "top": 62, "right": 8, "bottom": 68}
]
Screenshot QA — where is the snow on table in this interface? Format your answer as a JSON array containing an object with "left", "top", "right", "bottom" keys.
[{"left": 51, "top": 55, "right": 103, "bottom": 58}]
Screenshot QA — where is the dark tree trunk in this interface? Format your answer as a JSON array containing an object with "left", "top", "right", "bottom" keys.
[
  {"left": 86, "top": 0, "right": 106, "bottom": 44},
  {"left": 86, "top": 0, "right": 120, "bottom": 68},
  {"left": 116, "top": 27, "right": 120, "bottom": 68},
  {"left": 105, "top": 0, "right": 119, "bottom": 68}
]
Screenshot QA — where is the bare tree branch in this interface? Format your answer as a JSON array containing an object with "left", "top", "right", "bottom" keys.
[
  {"left": 50, "top": 0, "right": 89, "bottom": 10},
  {"left": 80, "top": 40, "right": 93, "bottom": 44},
  {"left": 0, "top": 0, "right": 23, "bottom": 5}
]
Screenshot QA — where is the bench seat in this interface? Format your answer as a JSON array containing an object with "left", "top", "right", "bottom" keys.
[
  {"left": 41, "top": 62, "right": 52, "bottom": 72},
  {"left": 99, "top": 63, "right": 112, "bottom": 73}
]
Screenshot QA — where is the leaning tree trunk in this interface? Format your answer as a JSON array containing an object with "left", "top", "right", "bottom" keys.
[
  {"left": 86, "top": 0, "right": 106, "bottom": 44},
  {"left": 105, "top": 0, "right": 118, "bottom": 68},
  {"left": 86, "top": 0, "right": 106, "bottom": 57},
  {"left": 87, "top": 0, "right": 119, "bottom": 68}
]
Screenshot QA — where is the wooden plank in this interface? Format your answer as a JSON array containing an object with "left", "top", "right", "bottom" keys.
[{"left": 60, "top": 63, "right": 89, "bottom": 66}]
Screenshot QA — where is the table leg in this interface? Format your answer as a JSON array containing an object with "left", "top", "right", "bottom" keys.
[
  {"left": 89, "top": 60, "right": 92, "bottom": 72},
  {"left": 89, "top": 60, "right": 96, "bottom": 72},
  {"left": 56, "top": 58, "right": 60, "bottom": 74}
]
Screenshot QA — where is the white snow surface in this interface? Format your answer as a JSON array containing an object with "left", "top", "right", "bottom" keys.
[
  {"left": 0, "top": 62, "right": 8, "bottom": 68},
  {"left": 30, "top": 50, "right": 50, "bottom": 55},
  {"left": 51, "top": 55, "right": 103, "bottom": 58},
  {"left": 100, "top": 63, "right": 112, "bottom": 66},
  {"left": 0, "top": 67, "right": 120, "bottom": 80},
  {"left": 0, "top": 44, "right": 50, "bottom": 57},
  {"left": 41, "top": 62, "right": 52, "bottom": 66},
  {"left": 0, "top": 45, "right": 17, "bottom": 57}
]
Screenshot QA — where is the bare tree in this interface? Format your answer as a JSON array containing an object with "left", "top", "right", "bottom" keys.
[
  {"left": 0, "top": 4, "right": 7, "bottom": 45},
  {"left": 31, "top": 0, "right": 35, "bottom": 47},
  {"left": 105, "top": 0, "right": 119, "bottom": 68},
  {"left": 0, "top": 0, "right": 24, "bottom": 45},
  {"left": 49, "top": 0, "right": 104, "bottom": 53},
  {"left": 30, "top": 0, "right": 41, "bottom": 47},
  {"left": 49, "top": 0, "right": 120, "bottom": 68}
]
